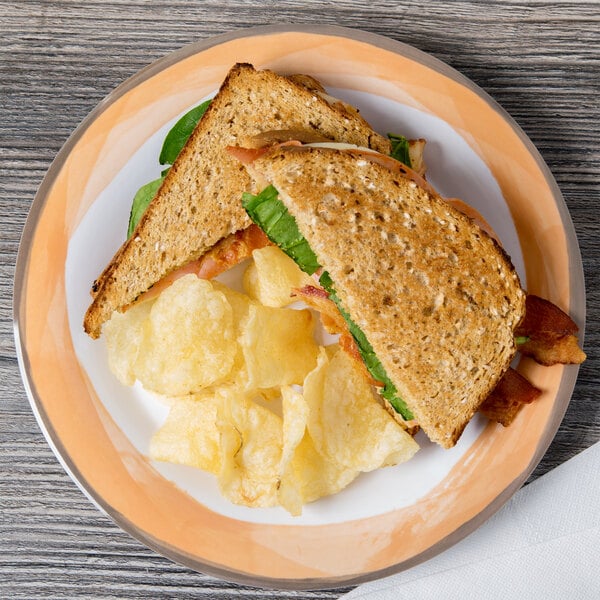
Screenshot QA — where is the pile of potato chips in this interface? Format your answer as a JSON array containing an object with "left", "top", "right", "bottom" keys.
[{"left": 104, "top": 247, "right": 418, "bottom": 515}]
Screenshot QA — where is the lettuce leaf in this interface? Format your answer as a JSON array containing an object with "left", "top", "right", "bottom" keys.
[
  {"left": 127, "top": 175, "right": 166, "bottom": 238},
  {"left": 388, "top": 133, "right": 412, "bottom": 167},
  {"left": 159, "top": 99, "right": 211, "bottom": 166},
  {"left": 242, "top": 185, "right": 320, "bottom": 275}
]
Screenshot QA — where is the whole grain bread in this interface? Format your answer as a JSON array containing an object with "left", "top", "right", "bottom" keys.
[
  {"left": 84, "top": 63, "right": 390, "bottom": 338},
  {"left": 245, "top": 146, "right": 526, "bottom": 448}
]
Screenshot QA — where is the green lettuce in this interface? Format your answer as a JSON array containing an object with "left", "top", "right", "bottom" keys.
[
  {"left": 388, "top": 133, "right": 412, "bottom": 167},
  {"left": 159, "top": 99, "right": 211, "bottom": 166},
  {"left": 127, "top": 176, "right": 165, "bottom": 238},
  {"left": 242, "top": 186, "right": 320, "bottom": 275}
]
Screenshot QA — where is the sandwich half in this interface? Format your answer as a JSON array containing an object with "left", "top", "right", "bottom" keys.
[
  {"left": 84, "top": 63, "right": 390, "bottom": 338},
  {"left": 238, "top": 145, "right": 527, "bottom": 448}
]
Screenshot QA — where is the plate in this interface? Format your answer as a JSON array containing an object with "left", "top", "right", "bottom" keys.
[{"left": 14, "top": 25, "right": 585, "bottom": 589}]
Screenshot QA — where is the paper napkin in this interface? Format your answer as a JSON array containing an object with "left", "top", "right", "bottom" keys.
[{"left": 342, "top": 441, "right": 600, "bottom": 600}]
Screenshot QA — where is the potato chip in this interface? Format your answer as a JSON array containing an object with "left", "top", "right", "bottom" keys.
[
  {"left": 278, "top": 385, "right": 358, "bottom": 515},
  {"left": 210, "top": 281, "right": 256, "bottom": 384},
  {"left": 134, "top": 275, "right": 236, "bottom": 396},
  {"left": 217, "top": 390, "right": 283, "bottom": 508},
  {"left": 211, "top": 280, "right": 255, "bottom": 325},
  {"left": 243, "top": 246, "right": 313, "bottom": 307},
  {"left": 282, "top": 434, "right": 359, "bottom": 509},
  {"left": 281, "top": 386, "right": 309, "bottom": 467},
  {"left": 278, "top": 386, "right": 309, "bottom": 515},
  {"left": 240, "top": 304, "right": 319, "bottom": 389},
  {"left": 305, "top": 347, "right": 419, "bottom": 472},
  {"left": 149, "top": 392, "right": 221, "bottom": 474},
  {"left": 104, "top": 298, "right": 154, "bottom": 386}
]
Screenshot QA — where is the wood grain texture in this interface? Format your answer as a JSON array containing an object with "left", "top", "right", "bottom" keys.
[{"left": 1, "top": 1, "right": 598, "bottom": 597}]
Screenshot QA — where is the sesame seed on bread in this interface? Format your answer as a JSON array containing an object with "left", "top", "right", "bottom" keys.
[
  {"left": 84, "top": 63, "right": 390, "bottom": 338},
  {"left": 245, "top": 146, "right": 526, "bottom": 448}
]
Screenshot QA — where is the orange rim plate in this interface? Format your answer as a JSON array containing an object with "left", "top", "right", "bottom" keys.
[{"left": 14, "top": 25, "right": 585, "bottom": 589}]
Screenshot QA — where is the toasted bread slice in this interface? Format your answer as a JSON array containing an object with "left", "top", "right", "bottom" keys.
[
  {"left": 84, "top": 63, "right": 390, "bottom": 338},
  {"left": 245, "top": 146, "right": 526, "bottom": 447}
]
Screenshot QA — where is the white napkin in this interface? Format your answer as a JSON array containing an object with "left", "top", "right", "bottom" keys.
[{"left": 342, "top": 441, "right": 600, "bottom": 600}]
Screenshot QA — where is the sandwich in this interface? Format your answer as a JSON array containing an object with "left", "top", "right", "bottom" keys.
[
  {"left": 86, "top": 62, "right": 585, "bottom": 451},
  {"left": 83, "top": 63, "right": 391, "bottom": 338},
  {"left": 233, "top": 143, "right": 528, "bottom": 448}
]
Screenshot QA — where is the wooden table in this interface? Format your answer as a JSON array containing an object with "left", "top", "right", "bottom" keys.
[{"left": 2, "top": 2, "right": 598, "bottom": 597}]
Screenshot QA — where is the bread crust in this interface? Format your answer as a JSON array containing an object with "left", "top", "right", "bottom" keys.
[
  {"left": 247, "top": 146, "right": 526, "bottom": 448},
  {"left": 84, "top": 63, "right": 390, "bottom": 338}
]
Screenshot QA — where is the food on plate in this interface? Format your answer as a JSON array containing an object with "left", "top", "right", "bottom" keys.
[
  {"left": 84, "top": 62, "right": 391, "bottom": 339},
  {"left": 92, "top": 62, "right": 584, "bottom": 512},
  {"left": 149, "top": 392, "right": 222, "bottom": 475},
  {"left": 515, "top": 294, "right": 587, "bottom": 366},
  {"left": 243, "top": 246, "right": 314, "bottom": 308},
  {"left": 304, "top": 348, "right": 418, "bottom": 472},
  {"left": 132, "top": 277, "right": 236, "bottom": 396},
  {"left": 240, "top": 302, "right": 319, "bottom": 389},
  {"left": 479, "top": 368, "right": 542, "bottom": 427}
]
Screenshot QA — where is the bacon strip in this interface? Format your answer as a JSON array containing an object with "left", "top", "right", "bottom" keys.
[
  {"left": 196, "top": 224, "right": 271, "bottom": 279},
  {"left": 226, "top": 140, "right": 303, "bottom": 165},
  {"left": 479, "top": 367, "right": 542, "bottom": 426},
  {"left": 292, "top": 285, "right": 344, "bottom": 333},
  {"left": 516, "top": 295, "right": 586, "bottom": 366}
]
